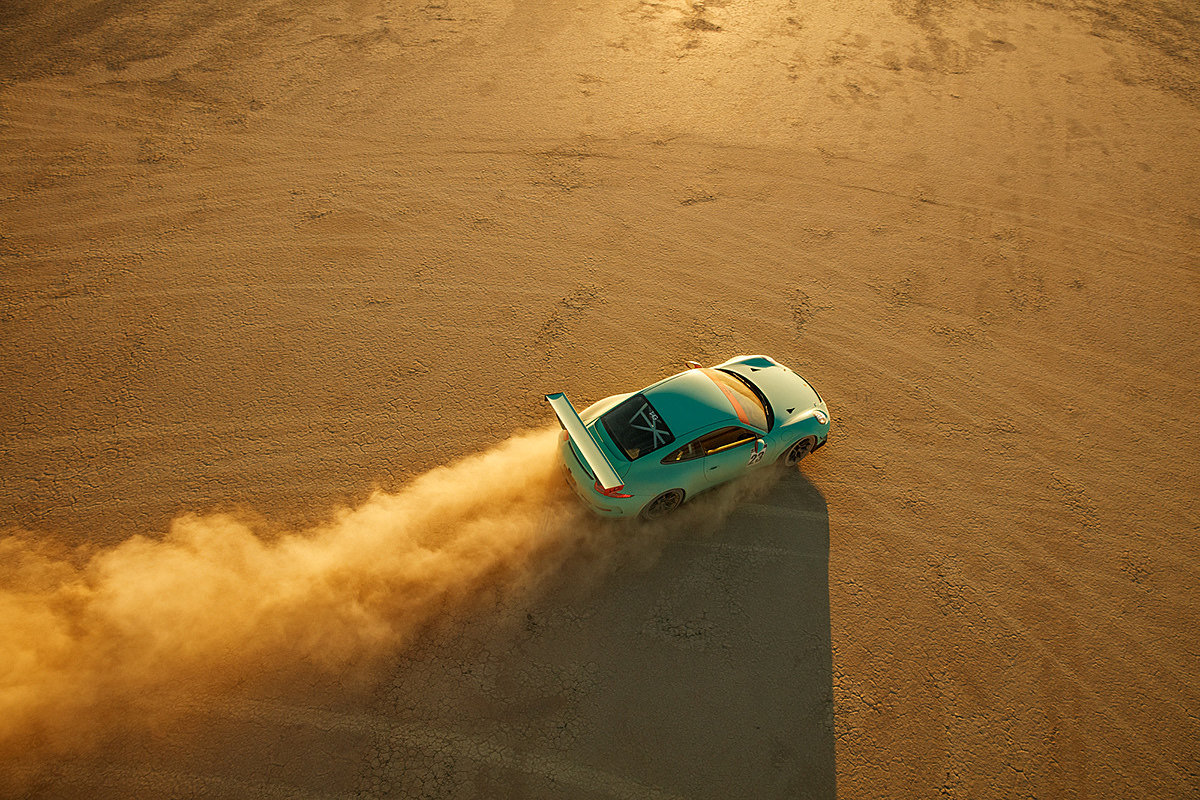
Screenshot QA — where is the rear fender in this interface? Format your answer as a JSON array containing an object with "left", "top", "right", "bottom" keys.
[{"left": 545, "top": 393, "right": 623, "bottom": 491}]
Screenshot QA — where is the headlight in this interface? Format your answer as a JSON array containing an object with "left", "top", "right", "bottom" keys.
[{"left": 813, "top": 409, "right": 828, "bottom": 425}]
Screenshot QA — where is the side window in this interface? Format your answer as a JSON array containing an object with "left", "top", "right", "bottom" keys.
[
  {"left": 661, "top": 427, "right": 758, "bottom": 464},
  {"left": 698, "top": 426, "right": 757, "bottom": 455},
  {"left": 661, "top": 437, "right": 705, "bottom": 464}
]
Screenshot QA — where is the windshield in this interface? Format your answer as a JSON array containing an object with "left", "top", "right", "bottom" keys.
[
  {"left": 600, "top": 394, "right": 675, "bottom": 460},
  {"left": 709, "top": 369, "right": 771, "bottom": 431}
]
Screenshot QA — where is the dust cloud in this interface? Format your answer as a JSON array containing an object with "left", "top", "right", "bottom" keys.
[{"left": 0, "top": 427, "right": 755, "bottom": 779}]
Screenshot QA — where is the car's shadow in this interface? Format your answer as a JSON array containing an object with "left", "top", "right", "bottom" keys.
[
  {"left": 360, "top": 467, "right": 835, "bottom": 800},
  {"left": 580, "top": 467, "right": 835, "bottom": 800}
]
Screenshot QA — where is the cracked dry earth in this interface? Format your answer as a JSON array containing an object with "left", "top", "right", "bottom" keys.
[{"left": 2, "top": 0, "right": 1199, "bottom": 798}]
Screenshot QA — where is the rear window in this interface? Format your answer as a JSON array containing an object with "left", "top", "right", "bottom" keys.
[{"left": 601, "top": 394, "right": 675, "bottom": 460}]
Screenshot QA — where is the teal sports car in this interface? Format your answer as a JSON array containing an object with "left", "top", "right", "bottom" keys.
[{"left": 546, "top": 355, "right": 830, "bottom": 519}]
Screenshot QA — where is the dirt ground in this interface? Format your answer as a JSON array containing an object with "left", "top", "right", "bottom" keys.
[{"left": 2, "top": 0, "right": 1198, "bottom": 797}]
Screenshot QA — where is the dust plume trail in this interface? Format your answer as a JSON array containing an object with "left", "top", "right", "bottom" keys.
[{"left": 0, "top": 427, "right": 758, "bottom": 783}]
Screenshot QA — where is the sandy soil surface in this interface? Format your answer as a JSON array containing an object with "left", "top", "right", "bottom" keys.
[{"left": 2, "top": 0, "right": 1199, "bottom": 797}]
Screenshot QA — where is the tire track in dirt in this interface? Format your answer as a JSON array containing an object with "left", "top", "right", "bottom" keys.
[
  {"left": 639, "top": 140, "right": 1200, "bottom": 270},
  {"left": 250, "top": 700, "right": 685, "bottom": 800}
]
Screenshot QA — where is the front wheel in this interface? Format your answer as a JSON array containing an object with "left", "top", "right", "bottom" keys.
[
  {"left": 781, "top": 437, "right": 817, "bottom": 467},
  {"left": 641, "top": 489, "right": 685, "bottom": 520}
]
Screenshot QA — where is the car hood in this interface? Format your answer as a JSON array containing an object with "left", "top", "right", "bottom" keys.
[{"left": 718, "top": 357, "right": 823, "bottom": 421}]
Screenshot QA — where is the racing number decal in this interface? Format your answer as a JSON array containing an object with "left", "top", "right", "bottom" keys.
[{"left": 747, "top": 448, "right": 765, "bottom": 466}]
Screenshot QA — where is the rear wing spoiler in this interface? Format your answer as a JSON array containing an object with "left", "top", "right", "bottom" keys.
[{"left": 544, "top": 393, "right": 623, "bottom": 490}]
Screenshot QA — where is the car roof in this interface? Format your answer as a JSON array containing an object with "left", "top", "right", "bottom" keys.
[{"left": 642, "top": 369, "right": 739, "bottom": 440}]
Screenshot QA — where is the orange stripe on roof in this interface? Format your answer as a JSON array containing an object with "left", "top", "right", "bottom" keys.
[{"left": 702, "top": 368, "right": 749, "bottom": 425}]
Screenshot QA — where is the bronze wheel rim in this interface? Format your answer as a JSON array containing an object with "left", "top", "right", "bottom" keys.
[
  {"left": 786, "top": 438, "right": 814, "bottom": 466},
  {"left": 643, "top": 490, "right": 683, "bottom": 519}
]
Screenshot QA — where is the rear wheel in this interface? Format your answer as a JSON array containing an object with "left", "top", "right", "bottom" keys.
[
  {"left": 641, "top": 489, "right": 685, "bottom": 520},
  {"left": 781, "top": 437, "right": 817, "bottom": 467}
]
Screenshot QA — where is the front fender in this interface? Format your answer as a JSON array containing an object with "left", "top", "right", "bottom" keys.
[{"left": 772, "top": 412, "right": 829, "bottom": 455}]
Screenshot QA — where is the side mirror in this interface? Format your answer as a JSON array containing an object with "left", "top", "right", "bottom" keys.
[{"left": 684, "top": 360, "right": 702, "bottom": 370}]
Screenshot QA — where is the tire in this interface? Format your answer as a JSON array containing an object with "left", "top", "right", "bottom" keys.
[
  {"left": 641, "top": 489, "right": 685, "bottom": 520},
  {"left": 781, "top": 436, "right": 817, "bottom": 467}
]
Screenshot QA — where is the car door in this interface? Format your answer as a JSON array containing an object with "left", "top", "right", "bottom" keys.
[
  {"left": 657, "top": 432, "right": 710, "bottom": 498},
  {"left": 699, "top": 426, "right": 761, "bottom": 486}
]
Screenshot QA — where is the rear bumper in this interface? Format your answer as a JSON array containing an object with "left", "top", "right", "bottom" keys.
[{"left": 558, "top": 437, "right": 638, "bottom": 518}]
